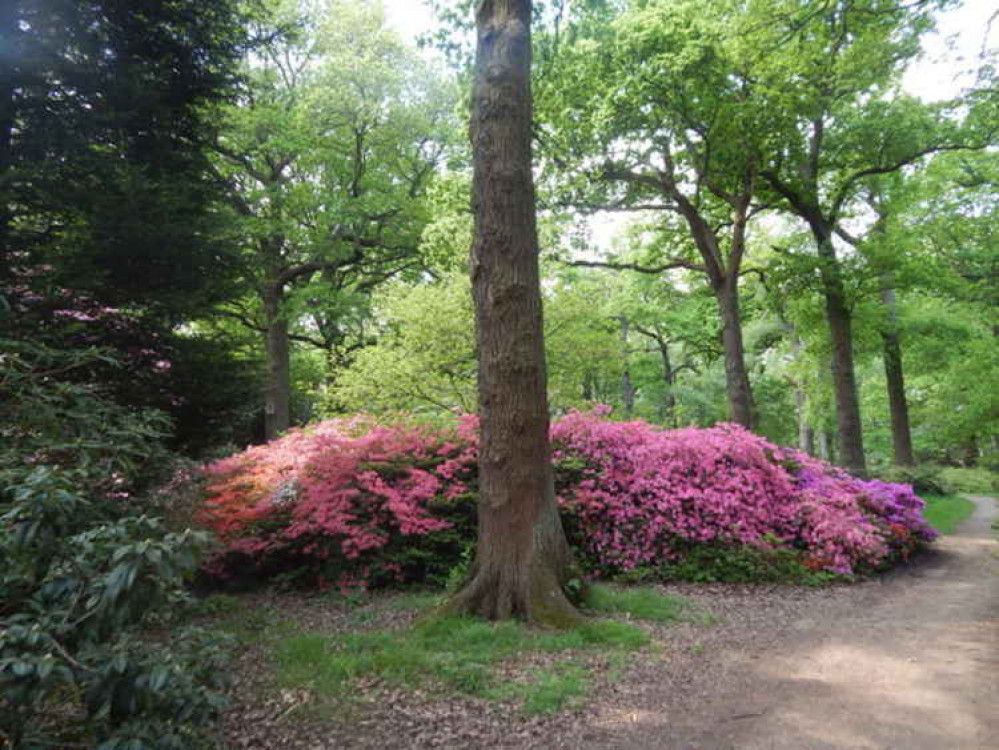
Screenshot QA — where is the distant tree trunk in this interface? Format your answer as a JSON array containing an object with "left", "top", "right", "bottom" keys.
[
  {"left": 795, "top": 387, "right": 815, "bottom": 454},
  {"left": 962, "top": 437, "right": 979, "bottom": 466},
  {"left": 657, "top": 339, "right": 678, "bottom": 428},
  {"left": 445, "top": 0, "right": 580, "bottom": 625},
  {"left": 786, "top": 326, "right": 814, "bottom": 454},
  {"left": 819, "top": 430, "right": 833, "bottom": 462},
  {"left": 619, "top": 315, "right": 635, "bottom": 419},
  {"left": 880, "top": 283, "right": 914, "bottom": 466},
  {"left": 714, "top": 276, "right": 755, "bottom": 430},
  {"left": 811, "top": 225, "right": 866, "bottom": 475},
  {"left": 263, "top": 286, "right": 292, "bottom": 441}
]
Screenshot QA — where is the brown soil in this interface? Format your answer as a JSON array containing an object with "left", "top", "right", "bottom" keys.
[{"left": 220, "top": 497, "right": 998, "bottom": 749}]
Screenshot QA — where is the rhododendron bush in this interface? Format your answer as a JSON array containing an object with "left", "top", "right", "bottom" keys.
[{"left": 195, "top": 411, "right": 936, "bottom": 590}]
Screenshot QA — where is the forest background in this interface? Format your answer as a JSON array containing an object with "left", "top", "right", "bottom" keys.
[{"left": 1, "top": 0, "right": 997, "bottom": 746}]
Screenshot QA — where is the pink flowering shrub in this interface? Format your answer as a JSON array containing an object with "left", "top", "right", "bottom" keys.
[
  {"left": 197, "top": 416, "right": 479, "bottom": 590},
  {"left": 195, "top": 411, "right": 936, "bottom": 590},
  {"left": 553, "top": 414, "right": 935, "bottom": 577}
]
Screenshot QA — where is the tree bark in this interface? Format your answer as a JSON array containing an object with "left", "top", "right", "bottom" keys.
[
  {"left": 714, "top": 276, "right": 755, "bottom": 430},
  {"left": 880, "top": 283, "right": 914, "bottom": 466},
  {"left": 657, "top": 339, "right": 678, "bottom": 428},
  {"left": 812, "top": 227, "right": 866, "bottom": 475},
  {"left": 619, "top": 315, "right": 635, "bottom": 419},
  {"left": 444, "top": 0, "right": 581, "bottom": 625},
  {"left": 263, "top": 287, "right": 292, "bottom": 441}
]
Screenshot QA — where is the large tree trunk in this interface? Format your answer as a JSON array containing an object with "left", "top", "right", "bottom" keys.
[
  {"left": 714, "top": 276, "right": 755, "bottom": 430},
  {"left": 880, "top": 284, "right": 914, "bottom": 466},
  {"left": 263, "top": 287, "right": 292, "bottom": 441},
  {"left": 445, "top": 0, "right": 580, "bottom": 625},
  {"left": 813, "top": 229, "right": 866, "bottom": 475},
  {"left": 619, "top": 315, "right": 635, "bottom": 419}
]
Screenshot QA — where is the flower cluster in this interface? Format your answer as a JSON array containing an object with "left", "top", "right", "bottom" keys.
[
  {"left": 195, "top": 411, "right": 936, "bottom": 589},
  {"left": 197, "top": 415, "right": 479, "bottom": 590}
]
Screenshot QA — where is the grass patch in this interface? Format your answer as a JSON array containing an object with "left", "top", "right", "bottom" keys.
[
  {"left": 521, "top": 665, "right": 589, "bottom": 714},
  {"left": 923, "top": 494, "right": 976, "bottom": 534},
  {"left": 486, "top": 662, "right": 592, "bottom": 715},
  {"left": 272, "top": 600, "right": 672, "bottom": 715},
  {"left": 583, "top": 584, "right": 686, "bottom": 622}
]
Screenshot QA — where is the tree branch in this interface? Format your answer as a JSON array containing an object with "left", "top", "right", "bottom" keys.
[
  {"left": 568, "top": 257, "right": 708, "bottom": 275},
  {"left": 830, "top": 142, "right": 990, "bottom": 222}
]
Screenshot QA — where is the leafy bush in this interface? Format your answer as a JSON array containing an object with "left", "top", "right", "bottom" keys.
[
  {"left": 937, "top": 466, "right": 998, "bottom": 495},
  {"left": 876, "top": 464, "right": 998, "bottom": 497},
  {"left": 979, "top": 450, "right": 999, "bottom": 474},
  {"left": 197, "top": 415, "right": 480, "bottom": 590},
  {"left": 875, "top": 464, "right": 948, "bottom": 496},
  {"left": 196, "top": 410, "right": 937, "bottom": 590},
  {"left": 0, "top": 341, "right": 230, "bottom": 748}
]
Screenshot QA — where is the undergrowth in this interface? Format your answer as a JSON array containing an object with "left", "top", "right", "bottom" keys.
[{"left": 256, "top": 584, "right": 688, "bottom": 716}]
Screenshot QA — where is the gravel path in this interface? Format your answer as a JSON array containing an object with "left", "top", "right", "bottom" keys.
[{"left": 221, "top": 497, "right": 998, "bottom": 749}]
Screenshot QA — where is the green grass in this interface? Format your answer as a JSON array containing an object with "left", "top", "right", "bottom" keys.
[
  {"left": 922, "top": 494, "right": 976, "bottom": 534},
  {"left": 272, "top": 587, "right": 686, "bottom": 715},
  {"left": 583, "top": 584, "right": 687, "bottom": 622},
  {"left": 487, "top": 663, "right": 592, "bottom": 714},
  {"left": 275, "top": 616, "right": 649, "bottom": 700}
]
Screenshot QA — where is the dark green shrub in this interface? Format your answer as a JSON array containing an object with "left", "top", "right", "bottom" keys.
[
  {"left": 0, "top": 341, "right": 230, "bottom": 748},
  {"left": 876, "top": 464, "right": 947, "bottom": 495},
  {"left": 657, "top": 538, "right": 839, "bottom": 585}
]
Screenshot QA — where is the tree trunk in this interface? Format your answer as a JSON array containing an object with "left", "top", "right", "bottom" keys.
[
  {"left": 880, "top": 284, "right": 914, "bottom": 466},
  {"left": 619, "top": 315, "right": 635, "bottom": 419},
  {"left": 795, "top": 388, "right": 815, "bottom": 454},
  {"left": 714, "top": 276, "right": 755, "bottom": 430},
  {"left": 819, "top": 430, "right": 833, "bottom": 462},
  {"left": 813, "top": 229, "right": 866, "bottom": 475},
  {"left": 263, "top": 287, "right": 292, "bottom": 441},
  {"left": 962, "top": 436, "right": 979, "bottom": 466},
  {"left": 445, "top": 0, "right": 581, "bottom": 625},
  {"left": 787, "top": 326, "right": 814, "bottom": 454},
  {"left": 657, "top": 339, "right": 677, "bottom": 428}
]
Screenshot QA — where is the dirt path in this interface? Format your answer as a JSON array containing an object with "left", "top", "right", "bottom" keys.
[{"left": 578, "top": 496, "right": 998, "bottom": 750}]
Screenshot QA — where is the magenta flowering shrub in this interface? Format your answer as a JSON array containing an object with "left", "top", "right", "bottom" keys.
[{"left": 196, "top": 411, "right": 936, "bottom": 590}]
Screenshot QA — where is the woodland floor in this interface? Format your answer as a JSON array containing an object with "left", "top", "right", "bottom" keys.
[{"left": 218, "top": 497, "right": 998, "bottom": 750}]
